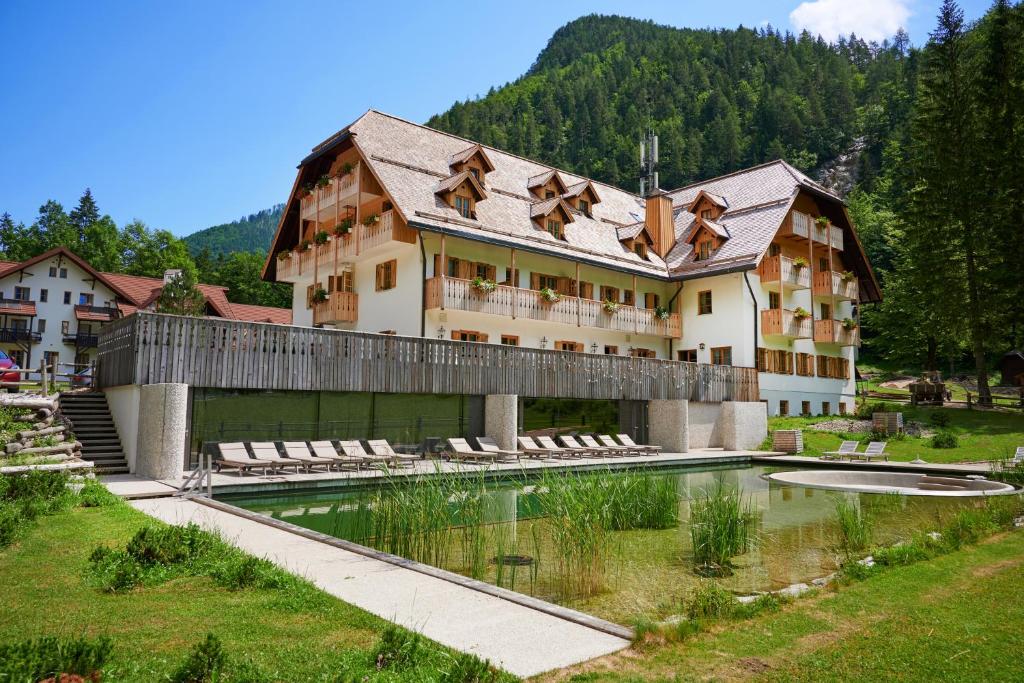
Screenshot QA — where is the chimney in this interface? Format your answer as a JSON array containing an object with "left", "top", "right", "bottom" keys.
[
  {"left": 163, "top": 268, "right": 182, "bottom": 284},
  {"left": 644, "top": 191, "right": 675, "bottom": 258}
]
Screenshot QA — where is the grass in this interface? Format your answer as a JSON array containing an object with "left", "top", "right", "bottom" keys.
[
  {"left": 768, "top": 403, "right": 1024, "bottom": 463},
  {"left": 832, "top": 497, "right": 872, "bottom": 559},
  {"left": 0, "top": 499, "right": 515, "bottom": 682},
  {"left": 545, "top": 524, "right": 1024, "bottom": 682}
]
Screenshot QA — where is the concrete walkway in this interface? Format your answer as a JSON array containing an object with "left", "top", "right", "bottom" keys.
[
  {"left": 101, "top": 474, "right": 179, "bottom": 499},
  {"left": 131, "top": 497, "right": 630, "bottom": 679}
]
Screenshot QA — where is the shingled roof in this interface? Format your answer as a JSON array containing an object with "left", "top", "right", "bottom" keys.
[{"left": 268, "top": 110, "right": 880, "bottom": 300}]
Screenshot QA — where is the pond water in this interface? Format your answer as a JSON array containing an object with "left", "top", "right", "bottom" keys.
[{"left": 224, "top": 464, "right": 994, "bottom": 625}]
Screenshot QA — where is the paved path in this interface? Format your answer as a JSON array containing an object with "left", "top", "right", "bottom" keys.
[
  {"left": 101, "top": 474, "right": 179, "bottom": 498},
  {"left": 132, "top": 497, "right": 630, "bottom": 679}
]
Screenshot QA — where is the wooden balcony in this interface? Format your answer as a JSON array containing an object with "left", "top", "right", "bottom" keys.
[
  {"left": 789, "top": 211, "right": 844, "bottom": 251},
  {"left": 812, "top": 270, "right": 858, "bottom": 300},
  {"left": 424, "top": 276, "right": 681, "bottom": 338},
  {"left": 276, "top": 211, "right": 416, "bottom": 282},
  {"left": 814, "top": 319, "right": 860, "bottom": 346},
  {"left": 313, "top": 292, "right": 358, "bottom": 326},
  {"left": 299, "top": 164, "right": 379, "bottom": 222},
  {"left": 757, "top": 255, "right": 810, "bottom": 290},
  {"left": 761, "top": 308, "right": 812, "bottom": 339}
]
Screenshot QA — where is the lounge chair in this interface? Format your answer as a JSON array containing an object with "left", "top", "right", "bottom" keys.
[
  {"left": 536, "top": 434, "right": 589, "bottom": 458},
  {"left": 577, "top": 433, "right": 629, "bottom": 456},
  {"left": 558, "top": 434, "right": 609, "bottom": 457},
  {"left": 310, "top": 440, "right": 365, "bottom": 470},
  {"left": 597, "top": 434, "right": 644, "bottom": 455},
  {"left": 615, "top": 433, "right": 662, "bottom": 455},
  {"left": 517, "top": 435, "right": 564, "bottom": 459},
  {"left": 367, "top": 440, "right": 420, "bottom": 468},
  {"left": 1012, "top": 446, "right": 1024, "bottom": 464},
  {"left": 852, "top": 441, "right": 888, "bottom": 462},
  {"left": 336, "top": 440, "right": 393, "bottom": 468},
  {"left": 248, "top": 441, "right": 304, "bottom": 472},
  {"left": 214, "top": 442, "right": 273, "bottom": 476},
  {"left": 476, "top": 436, "right": 527, "bottom": 460},
  {"left": 280, "top": 441, "right": 336, "bottom": 472},
  {"left": 446, "top": 437, "right": 506, "bottom": 463},
  {"left": 822, "top": 440, "right": 860, "bottom": 461}
]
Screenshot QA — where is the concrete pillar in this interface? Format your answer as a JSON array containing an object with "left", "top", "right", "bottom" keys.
[
  {"left": 647, "top": 399, "right": 688, "bottom": 453},
  {"left": 719, "top": 401, "right": 768, "bottom": 451},
  {"left": 484, "top": 394, "right": 518, "bottom": 451},
  {"left": 136, "top": 383, "right": 188, "bottom": 480}
]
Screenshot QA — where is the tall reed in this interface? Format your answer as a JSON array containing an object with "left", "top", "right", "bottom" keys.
[
  {"left": 536, "top": 472, "right": 611, "bottom": 598},
  {"left": 601, "top": 471, "right": 680, "bottom": 531},
  {"left": 689, "top": 481, "right": 755, "bottom": 575},
  {"left": 833, "top": 496, "right": 873, "bottom": 558}
]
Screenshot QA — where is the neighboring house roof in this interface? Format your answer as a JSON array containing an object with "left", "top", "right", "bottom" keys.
[
  {"left": 266, "top": 110, "right": 881, "bottom": 301},
  {"left": 0, "top": 247, "right": 290, "bottom": 322},
  {"left": 999, "top": 350, "right": 1024, "bottom": 365},
  {"left": 229, "top": 303, "right": 293, "bottom": 325}
]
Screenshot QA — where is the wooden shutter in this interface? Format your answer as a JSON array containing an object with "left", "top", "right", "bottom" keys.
[
  {"left": 623, "top": 289, "right": 635, "bottom": 306},
  {"left": 503, "top": 268, "right": 520, "bottom": 286},
  {"left": 556, "top": 277, "right": 572, "bottom": 296},
  {"left": 644, "top": 293, "right": 656, "bottom": 309},
  {"left": 433, "top": 254, "right": 442, "bottom": 277},
  {"left": 457, "top": 259, "right": 472, "bottom": 280},
  {"left": 305, "top": 284, "right": 314, "bottom": 309},
  {"left": 579, "top": 282, "right": 593, "bottom": 299},
  {"left": 485, "top": 264, "right": 496, "bottom": 281},
  {"left": 530, "top": 272, "right": 541, "bottom": 290}
]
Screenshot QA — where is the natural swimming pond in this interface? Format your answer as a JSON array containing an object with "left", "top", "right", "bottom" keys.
[{"left": 224, "top": 464, "right": 1011, "bottom": 625}]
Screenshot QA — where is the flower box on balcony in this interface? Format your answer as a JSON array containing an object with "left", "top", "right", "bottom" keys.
[
  {"left": 539, "top": 287, "right": 560, "bottom": 304},
  {"left": 276, "top": 251, "right": 292, "bottom": 261},
  {"left": 602, "top": 300, "right": 620, "bottom": 314},
  {"left": 654, "top": 306, "right": 670, "bottom": 320},
  {"left": 362, "top": 214, "right": 380, "bottom": 227},
  {"left": 313, "top": 231, "right": 330, "bottom": 246},
  {"left": 793, "top": 307, "right": 811, "bottom": 320},
  {"left": 312, "top": 288, "right": 329, "bottom": 304},
  {"left": 471, "top": 277, "right": 497, "bottom": 295}
]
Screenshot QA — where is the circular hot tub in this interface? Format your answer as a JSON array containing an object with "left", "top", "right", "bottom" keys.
[{"left": 767, "top": 470, "right": 1017, "bottom": 497}]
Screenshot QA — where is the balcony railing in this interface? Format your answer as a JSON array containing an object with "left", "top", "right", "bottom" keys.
[
  {"left": 299, "top": 169, "right": 360, "bottom": 222},
  {"left": 277, "top": 211, "right": 416, "bottom": 282},
  {"left": 814, "top": 319, "right": 860, "bottom": 346},
  {"left": 761, "top": 309, "right": 812, "bottom": 339},
  {"left": 757, "top": 255, "right": 810, "bottom": 289},
  {"left": 0, "top": 327, "right": 41, "bottom": 343},
  {"left": 790, "top": 211, "right": 844, "bottom": 251},
  {"left": 812, "top": 271, "right": 859, "bottom": 300},
  {"left": 424, "top": 276, "right": 681, "bottom": 338},
  {"left": 312, "top": 292, "right": 358, "bottom": 326},
  {"left": 63, "top": 332, "right": 99, "bottom": 348}
]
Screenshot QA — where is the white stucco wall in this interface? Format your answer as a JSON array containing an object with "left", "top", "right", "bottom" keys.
[{"left": 103, "top": 384, "right": 141, "bottom": 472}]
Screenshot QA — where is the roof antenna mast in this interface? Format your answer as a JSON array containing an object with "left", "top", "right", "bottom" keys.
[{"left": 639, "top": 128, "right": 659, "bottom": 198}]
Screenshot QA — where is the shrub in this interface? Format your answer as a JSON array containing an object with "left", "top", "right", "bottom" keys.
[
  {"left": 171, "top": 633, "right": 225, "bottom": 683},
  {"left": 0, "top": 500, "right": 24, "bottom": 548},
  {"left": 930, "top": 431, "right": 958, "bottom": 449},
  {"left": 929, "top": 411, "right": 951, "bottom": 428},
  {"left": 89, "top": 545, "right": 145, "bottom": 593},
  {"left": 942, "top": 509, "right": 996, "bottom": 550},
  {"left": 124, "top": 523, "right": 211, "bottom": 567},
  {"left": 689, "top": 481, "right": 755, "bottom": 575},
  {"left": 872, "top": 537, "right": 939, "bottom": 567},
  {"left": 0, "top": 635, "right": 113, "bottom": 682},
  {"left": 78, "top": 479, "right": 121, "bottom": 508},
  {"left": 441, "top": 651, "right": 501, "bottom": 683},
  {"left": 371, "top": 625, "right": 425, "bottom": 671},
  {"left": 212, "top": 555, "right": 289, "bottom": 591},
  {"left": 684, "top": 581, "right": 738, "bottom": 620},
  {"left": 854, "top": 401, "right": 900, "bottom": 420},
  {"left": 833, "top": 497, "right": 873, "bottom": 558}
]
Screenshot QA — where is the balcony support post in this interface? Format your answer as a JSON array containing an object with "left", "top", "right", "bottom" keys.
[
  {"left": 510, "top": 248, "right": 517, "bottom": 320},
  {"left": 439, "top": 233, "right": 446, "bottom": 311},
  {"left": 632, "top": 274, "right": 638, "bottom": 334},
  {"left": 808, "top": 222, "right": 815, "bottom": 330},
  {"left": 355, "top": 162, "right": 363, "bottom": 256},
  {"left": 576, "top": 262, "right": 581, "bottom": 327}
]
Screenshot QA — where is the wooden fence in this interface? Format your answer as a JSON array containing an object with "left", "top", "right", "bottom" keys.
[{"left": 96, "top": 312, "right": 759, "bottom": 402}]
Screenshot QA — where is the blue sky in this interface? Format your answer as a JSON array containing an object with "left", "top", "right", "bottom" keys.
[{"left": 0, "top": 0, "right": 992, "bottom": 237}]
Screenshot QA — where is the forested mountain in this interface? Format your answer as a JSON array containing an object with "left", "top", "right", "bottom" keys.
[
  {"left": 427, "top": 15, "right": 914, "bottom": 194},
  {"left": 184, "top": 204, "right": 283, "bottom": 257}
]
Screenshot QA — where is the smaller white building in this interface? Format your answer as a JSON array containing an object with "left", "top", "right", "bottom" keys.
[{"left": 0, "top": 247, "right": 292, "bottom": 377}]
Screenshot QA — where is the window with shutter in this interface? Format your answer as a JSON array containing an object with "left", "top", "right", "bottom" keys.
[
  {"left": 375, "top": 260, "right": 397, "bottom": 291},
  {"left": 535, "top": 273, "right": 558, "bottom": 291},
  {"left": 768, "top": 243, "right": 782, "bottom": 257},
  {"left": 630, "top": 348, "right": 656, "bottom": 358},
  {"left": 604, "top": 345, "right": 618, "bottom": 355},
  {"left": 451, "top": 330, "right": 488, "bottom": 342},
  {"left": 678, "top": 349, "right": 697, "bottom": 363},
  {"left": 579, "top": 282, "right": 594, "bottom": 299},
  {"left": 502, "top": 268, "right": 520, "bottom": 286},
  {"left": 644, "top": 293, "right": 660, "bottom": 309},
  {"left": 555, "top": 340, "right": 582, "bottom": 352},
  {"left": 711, "top": 346, "right": 732, "bottom": 366},
  {"left": 769, "top": 291, "right": 781, "bottom": 310},
  {"left": 698, "top": 290, "right": 713, "bottom": 315},
  {"left": 500, "top": 335, "right": 519, "bottom": 346},
  {"left": 600, "top": 286, "right": 619, "bottom": 303},
  {"left": 623, "top": 290, "right": 635, "bottom": 306},
  {"left": 305, "top": 284, "right": 314, "bottom": 309},
  {"left": 779, "top": 400, "right": 789, "bottom": 416}
]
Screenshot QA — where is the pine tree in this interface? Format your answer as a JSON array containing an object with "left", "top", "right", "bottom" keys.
[
  {"left": 69, "top": 188, "right": 100, "bottom": 246},
  {"left": 156, "top": 270, "right": 206, "bottom": 317}
]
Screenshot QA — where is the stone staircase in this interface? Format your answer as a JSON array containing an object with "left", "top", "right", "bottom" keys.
[{"left": 58, "top": 392, "right": 128, "bottom": 475}]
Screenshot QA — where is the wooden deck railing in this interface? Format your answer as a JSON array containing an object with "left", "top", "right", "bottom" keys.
[
  {"left": 757, "top": 255, "right": 810, "bottom": 289},
  {"left": 813, "top": 319, "right": 860, "bottom": 347},
  {"left": 424, "top": 276, "right": 682, "bottom": 338},
  {"left": 761, "top": 309, "right": 813, "bottom": 339},
  {"left": 312, "top": 292, "right": 358, "bottom": 326},
  {"left": 96, "top": 312, "right": 758, "bottom": 402},
  {"left": 812, "top": 271, "right": 858, "bottom": 300}
]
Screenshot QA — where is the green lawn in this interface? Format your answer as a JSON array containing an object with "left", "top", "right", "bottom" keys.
[
  {"left": 768, "top": 404, "right": 1024, "bottom": 463},
  {"left": 0, "top": 503, "right": 508, "bottom": 682},
  {"left": 546, "top": 530, "right": 1024, "bottom": 682}
]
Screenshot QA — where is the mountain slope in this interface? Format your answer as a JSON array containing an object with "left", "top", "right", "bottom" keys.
[
  {"left": 184, "top": 204, "right": 283, "bottom": 257},
  {"left": 427, "top": 14, "right": 912, "bottom": 194}
]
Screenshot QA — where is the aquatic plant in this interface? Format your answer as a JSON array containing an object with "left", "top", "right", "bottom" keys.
[
  {"left": 833, "top": 497, "right": 873, "bottom": 558},
  {"left": 535, "top": 471, "right": 611, "bottom": 598},
  {"left": 601, "top": 471, "right": 679, "bottom": 531},
  {"left": 688, "top": 481, "right": 755, "bottom": 575}
]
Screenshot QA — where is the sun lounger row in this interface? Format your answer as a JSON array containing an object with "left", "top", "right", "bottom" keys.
[
  {"left": 446, "top": 433, "right": 662, "bottom": 462},
  {"left": 821, "top": 440, "right": 888, "bottom": 461},
  {"left": 214, "top": 439, "right": 420, "bottom": 475}
]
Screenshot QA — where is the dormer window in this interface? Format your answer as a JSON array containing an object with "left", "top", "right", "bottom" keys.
[
  {"left": 633, "top": 241, "right": 647, "bottom": 259},
  {"left": 435, "top": 170, "right": 487, "bottom": 219},
  {"left": 546, "top": 219, "right": 562, "bottom": 239},
  {"left": 545, "top": 190, "right": 555, "bottom": 199},
  {"left": 696, "top": 240, "right": 712, "bottom": 261},
  {"left": 530, "top": 196, "right": 575, "bottom": 240},
  {"left": 578, "top": 199, "right": 590, "bottom": 215},
  {"left": 563, "top": 180, "right": 601, "bottom": 217},
  {"left": 469, "top": 168, "right": 480, "bottom": 181},
  {"left": 528, "top": 170, "right": 569, "bottom": 200},
  {"left": 449, "top": 144, "right": 495, "bottom": 186},
  {"left": 701, "top": 209, "right": 713, "bottom": 220}
]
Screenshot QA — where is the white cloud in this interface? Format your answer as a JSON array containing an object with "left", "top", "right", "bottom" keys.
[{"left": 789, "top": 0, "right": 911, "bottom": 43}]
